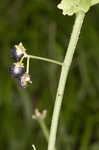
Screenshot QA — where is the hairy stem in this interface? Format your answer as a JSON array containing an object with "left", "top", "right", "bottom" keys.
[
  {"left": 48, "top": 11, "right": 85, "bottom": 150},
  {"left": 29, "top": 55, "right": 62, "bottom": 66}
]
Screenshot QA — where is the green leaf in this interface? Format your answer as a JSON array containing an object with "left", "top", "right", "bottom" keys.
[
  {"left": 57, "top": 0, "right": 91, "bottom": 16},
  {"left": 91, "top": 0, "right": 99, "bottom": 6},
  {"left": 79, "top": 0, "right": 91, "bottom": 12}
]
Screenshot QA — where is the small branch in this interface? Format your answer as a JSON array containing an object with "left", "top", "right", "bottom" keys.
[
  {"left": 19, "top": 56, "right": 25, "bottom": 64},
  {"left": 26, "top": 56, "right": 30, "bottom": 73},
  {"left": 38, "top": 119, "right": 49, "bottom": 142},
  {"left": 37, "top": 119, "right": 56, "bottom": 150},
  {"left": 48, "top": 11, "right": 85, "bottom": 150},
  {"left": 32, "top": 145, "right": 37, "bottom": 150},
  {"left": 32, "top": 109, "right": 56, "bottom": 150},
  {"left": 29, "top": 55, "right": 63, "bottom": 66}
]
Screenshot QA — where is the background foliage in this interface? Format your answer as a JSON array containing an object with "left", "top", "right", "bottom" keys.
[{"left": 1, "top": 0, "right": 99, "bottom": 150}]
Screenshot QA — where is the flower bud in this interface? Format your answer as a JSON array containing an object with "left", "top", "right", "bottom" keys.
[{"left": 18, "top": 73, "right": 32, "bottom": 88}]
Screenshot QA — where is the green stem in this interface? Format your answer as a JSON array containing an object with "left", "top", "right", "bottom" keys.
[
  {"left": 38, "top": 119, "right": 49, "bottom": 142},
  {"left": 48, "top": 11, "right": 85, "bottom": 150},
  {"left": 26, "top": 56, "right": 30, "bottom": 73},
  {"left": 29, "top": 55, "right": 62, "bottom": 66},
  {"left": 38, "top": 119, "right": 56, "bottom": 150},
  {"left": 32, "top": 145, "right": 37, "bottom": 150}
]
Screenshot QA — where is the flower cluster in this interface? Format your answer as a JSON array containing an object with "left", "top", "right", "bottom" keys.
[
  {"left": 57, "top": 0, "right": 91, "bottom": 16},
  {"left": 32, "top": 109, "right": 47, "bottom": 120},
  {"left": 9, "top": 43, "right": 32, "bottom": 88}
]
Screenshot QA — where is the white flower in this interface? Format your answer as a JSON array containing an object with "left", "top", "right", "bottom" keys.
[{"left": 57, "top": 0, "right": 91, "bottom": 16}]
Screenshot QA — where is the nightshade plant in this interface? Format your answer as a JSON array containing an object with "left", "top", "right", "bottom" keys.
[{"left": 9, "top": 0, "right": 99, "bottom": 150}]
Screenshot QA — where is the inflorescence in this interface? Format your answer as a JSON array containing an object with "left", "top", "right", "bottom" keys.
[
  {"left": 9, "top": 43, "right": 32, "bottom": 88},
  {"left": 9, "top": 43, "right": 62, "bottom": 88}
]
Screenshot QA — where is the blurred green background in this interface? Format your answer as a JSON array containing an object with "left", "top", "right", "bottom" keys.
[{"left": 1, "top": 0, "right": 99, "bottom": 150}]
